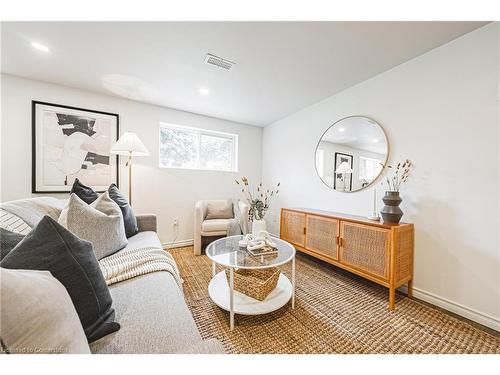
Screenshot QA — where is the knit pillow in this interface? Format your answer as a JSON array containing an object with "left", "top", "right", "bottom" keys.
[
  {"left": 59, "top": 193, "right": 127, "bottom": 260},
  {"left": 70, "top": 179, "right": 138, "bottom": 238}
]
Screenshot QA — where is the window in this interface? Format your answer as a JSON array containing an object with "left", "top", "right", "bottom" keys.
[
  {"left": 159, "top": 123, "right": 238, "bottom": 172},
  {"left": 359, "top": 156, "right": 382, "bottom": 181}
]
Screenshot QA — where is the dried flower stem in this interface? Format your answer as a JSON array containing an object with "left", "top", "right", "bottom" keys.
[
  {"left": 380, "top": 159, "right": 412, "bottom": 192},
  {"left": 235, "top": 177, "right": 280, "bottom": 220}
]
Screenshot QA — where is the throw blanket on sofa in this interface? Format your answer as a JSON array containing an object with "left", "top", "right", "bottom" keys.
[{"left": 99, "top": 246, "right": 183, "bottom": 288}]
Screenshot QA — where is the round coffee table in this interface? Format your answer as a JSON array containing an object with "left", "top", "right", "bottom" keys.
[{"left": 206, "top": 235, "right": 296, "bottom": 330}]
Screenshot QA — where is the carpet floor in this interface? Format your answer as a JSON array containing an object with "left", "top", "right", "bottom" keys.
[{"left": 170, "top": 246, "right": 500, "bottom": 354}]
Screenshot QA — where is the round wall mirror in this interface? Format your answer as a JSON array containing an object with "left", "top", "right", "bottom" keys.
[{"left": 315, "top": 116, "right": 388, "bottom": 192}]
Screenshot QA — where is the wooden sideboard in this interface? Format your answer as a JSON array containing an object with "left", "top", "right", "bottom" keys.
[{"left": 280, "top": 208, "right": 414, "bottom": 310}]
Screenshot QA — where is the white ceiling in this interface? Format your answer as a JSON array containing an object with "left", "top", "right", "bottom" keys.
[
  {"left": 321, "top": 117, "right": 388, "bottom": 154},
  {"left": 1, "top": 22, "right": 487, "bottom": 126}
]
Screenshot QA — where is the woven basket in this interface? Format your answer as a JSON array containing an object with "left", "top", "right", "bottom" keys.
[{"left": 225, "top": 267, "right": 280, "bottom": 301}]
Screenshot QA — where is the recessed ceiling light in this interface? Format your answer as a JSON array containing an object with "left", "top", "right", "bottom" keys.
[
  {"left": 31, "top": 42, "right": 50, "bottom": 53},
  {"left": 338, "top": 127, "right": 345, "bottom": 132},
  {"left": 372, "top": 139, "right": 380, "bottom": 143},
  {"left": 198, "top": 87, "right": 209, "bottom": 96}
]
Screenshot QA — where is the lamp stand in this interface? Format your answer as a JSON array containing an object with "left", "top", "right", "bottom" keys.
[{"left": 126, "top": 151, "right": 133, "bottom": 206}]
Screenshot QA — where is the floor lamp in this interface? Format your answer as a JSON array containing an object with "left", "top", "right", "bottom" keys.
[
  {"left": 335, "top": 161, "right": 353, "bottom": 192},
  {"left": 110, "top": 132, "right": 149, "bottom": 206}
]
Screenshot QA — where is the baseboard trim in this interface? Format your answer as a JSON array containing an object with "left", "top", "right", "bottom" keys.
[
  {"left": 398, "top": 285, "right": 499, "bottom": 332},
  {"left": 162, "top": 239, "right": 194, "bottom": 249}
]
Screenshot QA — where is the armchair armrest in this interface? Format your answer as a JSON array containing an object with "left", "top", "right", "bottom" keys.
[
  {"left": 136, "top": 214, "right": 157, "bottom": 233},
  {"left": 237, "top": 200, "right": 250, "bottom": 235},
  {"left": 194, "top": 201, "right": 207, "bottom": 230}
]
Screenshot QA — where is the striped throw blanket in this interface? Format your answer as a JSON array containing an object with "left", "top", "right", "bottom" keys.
[
  {"left": 0, "top": 209, "right": 31, "bottom": 235},
  {"left": 99, "top": 246, "right": 183, "bottom": 288}
]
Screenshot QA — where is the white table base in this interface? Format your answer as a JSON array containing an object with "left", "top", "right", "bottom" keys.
[{"left": 208, "top": 270, "right": 293, "bottom": 329}]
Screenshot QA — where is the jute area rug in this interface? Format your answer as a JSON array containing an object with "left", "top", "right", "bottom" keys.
[{"left": 170, "top": 246, "right": 499, "bottom": 354}]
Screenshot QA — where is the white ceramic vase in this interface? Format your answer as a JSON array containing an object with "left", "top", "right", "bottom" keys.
[{"left": 251, "top": 219, "right": 267, "bottom": 234}]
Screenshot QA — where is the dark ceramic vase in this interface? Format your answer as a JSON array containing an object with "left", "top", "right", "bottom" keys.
[{"left": 380, "top": 191, "right": 403, "bottom": 224}]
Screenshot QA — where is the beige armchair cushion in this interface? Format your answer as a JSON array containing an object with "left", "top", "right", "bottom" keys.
[
  {"left": 201, "top": 219, "right": 231, "bottom": 232},
  {"left": 205, "top": 200, "right": 233, "bottom": 220},
  {"left": 194, "top": 199, "right": 249, "bottom": 256}
]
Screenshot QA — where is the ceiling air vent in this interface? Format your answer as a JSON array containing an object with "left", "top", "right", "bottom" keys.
[{"left": 204, "top": 53, "right": 235, "bottom": 71}]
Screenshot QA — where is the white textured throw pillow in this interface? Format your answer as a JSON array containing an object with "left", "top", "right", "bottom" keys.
[
  {"left": 59, "top": 193, "right": 127, "bottom": 259},
  {"left": 0, "top": 268, "right": 91, "bottom": 354}
]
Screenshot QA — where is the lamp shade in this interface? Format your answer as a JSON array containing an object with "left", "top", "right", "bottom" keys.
[
  {"left": 110, "top": 132, "right": 149, "bottom": 156},
  {"left": 335, "top": 161, "right": 353, "bottom": 174}
]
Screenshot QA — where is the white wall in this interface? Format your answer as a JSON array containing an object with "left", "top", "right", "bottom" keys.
[
  {"left": 0, "top": 74, "right": 262, "bottom": 244},
  {"left": 262, "top": 24, "right": 500, "bottom": 329}
]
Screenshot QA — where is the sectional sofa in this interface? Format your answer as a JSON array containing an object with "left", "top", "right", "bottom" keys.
[{"left": 0, "top": 197, "right": 224, "bottom": 354}]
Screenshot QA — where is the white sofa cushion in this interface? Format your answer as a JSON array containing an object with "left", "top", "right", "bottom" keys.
[
  {"left": 0, "top": 268, "right": 91, "bottom": 354},
  {"left": 201, "top": 219, "right": 230, "bottom": 232}
]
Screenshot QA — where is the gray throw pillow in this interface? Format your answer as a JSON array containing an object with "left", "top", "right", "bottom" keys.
[
  {"left": 205, "top": 200, "right": 234, "bottom": 220},
  {"left": 1, "top": 216, "right": 120, "bottom": 343},
  {"left": 0, "top": 268, "right": 91, "bottom": 354},
  {"left": 70, "top": 179, "right": 138, "bottom": 238},
  {"left": 0, "top": 228, "right": 25, "bottom": 260},
  {"left": 70, "top": 178, "right": 99, "bottom": 204},
  {"left": 108, "top": 184, "right": 138, "bottom": 238},
  {"left": 59, "top": 193, "right": 127, "bottom": 260}
]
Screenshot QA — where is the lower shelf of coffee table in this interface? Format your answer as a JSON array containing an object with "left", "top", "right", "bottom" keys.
[{"left": 208, "top": 270, "right": 292, "bottom": 315}]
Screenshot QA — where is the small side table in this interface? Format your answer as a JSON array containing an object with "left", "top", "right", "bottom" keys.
[{"left": 206, "top": 235, "right": 296, "bottom": 330}]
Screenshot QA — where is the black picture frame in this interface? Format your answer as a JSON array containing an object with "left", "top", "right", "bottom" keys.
[
  {"left": 32, "top": 100, "right": 119, "bottom": 193},
  {"left": 333, "top": 152, "right": 353, "bottom": 191}
]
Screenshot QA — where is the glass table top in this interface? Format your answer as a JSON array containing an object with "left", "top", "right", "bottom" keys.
[{"left": 206, "top": 235, "right": 296, "bottom": 269}]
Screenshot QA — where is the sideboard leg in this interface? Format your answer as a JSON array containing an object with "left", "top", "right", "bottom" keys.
[
  {"left": 407, "top": 279, "right": 413, "bottom": 298},
  {"left": 389, "top": 287, "right": 395, "bottom": 310}
]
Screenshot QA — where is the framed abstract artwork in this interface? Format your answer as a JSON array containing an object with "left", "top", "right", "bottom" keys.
[{"left": 32, "top": 101, "right": 119, "bottom": 193}]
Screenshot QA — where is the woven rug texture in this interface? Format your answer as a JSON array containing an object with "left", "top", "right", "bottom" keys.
[{"left": 170, "top": 246, "right": 500, "bottom": 354}]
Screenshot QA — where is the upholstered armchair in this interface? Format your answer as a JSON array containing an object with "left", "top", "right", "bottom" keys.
[{"left": 194, "top": 200, "right": 249, "bottom": 256}]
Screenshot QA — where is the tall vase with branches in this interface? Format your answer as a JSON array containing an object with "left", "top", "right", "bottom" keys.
[
  {"left": 380, "top": 159, "right": 412, "bottom": 224},
  {"left": 235, "top": 177, "right": 280, "bottom": 233}
]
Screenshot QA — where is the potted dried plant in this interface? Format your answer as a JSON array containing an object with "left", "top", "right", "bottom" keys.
[
  {"left": 235, "top": 177, "right": 280, "bottom": 234},
  {"left": 380, "top": 159, "right": 412, "bottom": 224}
]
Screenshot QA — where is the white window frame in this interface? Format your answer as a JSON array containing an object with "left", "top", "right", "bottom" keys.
[
  {"left": 159, "top": 122, "right": 239, "bottom": 172},
  {"left": 359, "top": 156, "right": 382, "bottom": 181}
]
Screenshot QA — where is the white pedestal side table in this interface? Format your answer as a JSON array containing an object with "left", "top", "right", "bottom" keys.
[{"left": 206, "top": 235, "right": 296, "bottom": 330}]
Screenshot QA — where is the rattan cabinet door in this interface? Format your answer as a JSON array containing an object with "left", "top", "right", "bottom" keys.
[
  {"left": 339, "top": 222, "right": 390, "bottom": 281},
  {"left": 280, "top": 210, "right": 306, "bottom": 247},
  {"left": 305, "top": 215, "right": 339, "bottom": 260}
]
